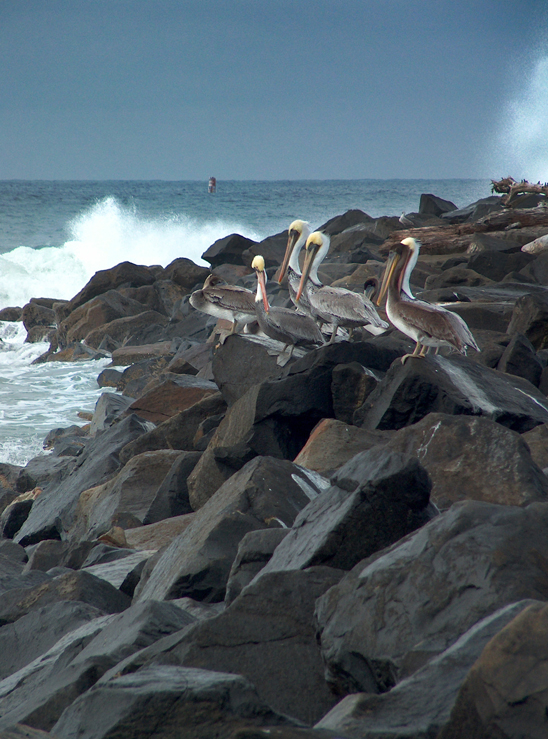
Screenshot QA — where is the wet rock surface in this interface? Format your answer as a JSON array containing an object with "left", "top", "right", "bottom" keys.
[{"left": 4, "top": 196, "right": 548, "bottom": 736}]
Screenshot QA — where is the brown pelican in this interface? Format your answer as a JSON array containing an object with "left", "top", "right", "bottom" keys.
[
  {"left": 189, "top": 274, "right": 256, "bottom": 333},
  {"left": 295, "top": 231, "right": 389, "bottom": 342},
  {"left": 377, "top": 239, "right": 479, "bottom": 363},
  {"left": 252, "top": 255, "right": 323, "bottom": 357},
  {"left": 277, "top": 219, "right": 316, "bottom": 318}
]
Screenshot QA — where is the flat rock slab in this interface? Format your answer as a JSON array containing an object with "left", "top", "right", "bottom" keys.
[
  {"left": 110, "top": 342, "right": 175, "bottom": 365},
  {"left": 384, "top": 412, "right": 548, "bottom": 509},
  {"left": 317, "top": 600, "right": 535, "bottom": 739},
  {"left": 354, "top": 354, "right": 548, "bottom": 433},
  {"left": 294, "top": 419, "right": 392, "bottom": 476},
  {"left": 124, "top": 513, "right": 196, "bottom": 551},
  {"left": 84, "top": 550, "right": 155, "bottom": 589},
  {"left": 52, "top": 665, "right": 297, "bottom": 739},
  {"left": 316, "top": 500, "right": 548, "bottom": 697},
  {"left": 127, "top": 376, "right": 218, "bottom": 425}
]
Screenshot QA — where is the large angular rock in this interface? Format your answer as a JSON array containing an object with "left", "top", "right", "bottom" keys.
[
  {"left": 118, "top": 392, "right": 226, "bottom": 464},
  {"left": 0, "top": 570, "right": 130, "bottom": 626},
  {"left": 439, "top": 601, "right": 548, "bottom": 739},
  {"left": 15, "top": 414, "right": 151, "bottom": 546},
  {"left": 161, "top": 256, "right": 209, "bottom": 288},
  {"left": 89, "top": 393, "right": 135, "bottom": 434},
  {"left": 142, "top": 451, "right": 202, "bottom": 523},
  {"left": 258, "top": 448, "right": 432, "bottom": 578},
  {"left": 135, "top": 456, "right": 323, "bottom": 603},
  {"left": 0, "top": 601, "right": 194, "bottom": 731},
  {"left": 55, "top": 262, "right": 157, "bottom": 323},
  {"left": 212, "top": 334, "right": 284, "bottom": 406},
  {"left": 53, "top": 666, "right": 297, "bottom": 739},
  {"left": 384, "top": 412, "right": 548, "bottom": 509},
  {"left": 0, "top": 601, "right": 104, "bottom": 681},
  {"left": 83, "top": 310, "right": 169, "bottom": 350},
  {"left": 70, "top": 449, "right": 186, "bottom": 541},
  {"left": 419, "top": 193, "right": 458, "bottom": 217},
  {"left": 497, "top": 332, "right": 543, "bottom": 386},
  {"left": 506, "top": 290, "right": 548, "bottom": 350},
  {"left": 316, "top": 501, "right": 548, "bottom": 697},
  {"left": 189, "top": 341, "right": 404, "bottom": 508},
  {"left": 354, "top": 354, "right": 548, "bottom": 433},
  {"left": 225, "top": 528, "right": 290, "bottom": 604},
  {"left": 317, "top": 600, "right": 535, "bottom": 739},
  {"left": 61, "top": 291, "right": 154, "bottom": 345},
  {"left": 294, "top": 419, "right": 392, "bottom": 477},
  {"left": 125, "top": 375, "right": 218, "bottom": 424},
  {"left": 109, "top": 567, "right": 344, "bottom": 725},
  {"left": 201, "top": 233, "right": 258, "bottom": 267}
]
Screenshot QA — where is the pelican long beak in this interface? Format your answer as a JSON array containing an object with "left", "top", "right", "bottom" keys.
[
  {"left": 376, "top": 252, "right": 399, "bottom": 306},
  {"left": 295, "top": 244, "right": 318, "bottom": 302},
  {"left": 257, "top": 269, "right": 270, "bottom": 312},
  {"left": 278, "top": 229, "right": 298, "bottom": 284}
]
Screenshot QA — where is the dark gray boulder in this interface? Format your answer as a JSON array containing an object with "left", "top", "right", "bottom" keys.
[
  {"left": 316, "top": 600, "right": 535, "bottom": 739},
  {"left": 142, "top": 450, "right": 202, "bottom": 522},
  {"left": 0, "top": 570, "right": 130, "bottom": 626},
  {"left": 257, "top": 448, "right": 432, "bottom": 578},
  {"left": 0, "top": 554, "right": 50, "bottom": 599},
  {"left": 15, "top": 414, "right": 151, "bottom": 546},
  {"left": 89, "top": 393, "right": 135, "bottom": 434},
  {"left": 439, "top": 601, "right": 548, "bottom": 739},
  {"left": 109, "top": 567, "right": 344, "bottom": 726},
  {"left": 0, "top": 601, "right": 104, "bottom": 681},
  {"left": 201, "top": 233, "right": 258, "bottom": 267},
  {"left": 506, "top": 290, "right": 548, "bottom": 350},
  {"left": 135, "top": 456, "right": 322, "bottom": 603},
  {"left": 225, "top": 528, "right": 290, "bottom": 604},
  {"left": 354, "top": 354, "right": 548, "bottom": 433},
  {"left": 52, "top": 665, "right": 298, "bottom": 739},
  {"left": 382, "top": 412, "right": 548, "bottom": 510},
  {"left": 497, "top": 332, "right": 543, "bottom": 386},
  {"left": 0, "top": 600, "right": 194, "bottom": 731},
  {"left": 419, "top": 193, "right": 458, "bottom": 217},
  {"left": 316, "top": 501, "right": 548, "bottom": 697}
]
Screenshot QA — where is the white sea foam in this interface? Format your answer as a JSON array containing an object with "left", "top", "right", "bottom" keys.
[
  {"left": 0, "top": 196, "right": 260, "bottom": 310},
  {"left": 0, "top": 321, "right": 111, "bottom": 466}
]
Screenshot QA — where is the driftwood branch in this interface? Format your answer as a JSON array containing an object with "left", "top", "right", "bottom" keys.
[{"left": 491, "top": 177, "right": 548, "bottom": 206}]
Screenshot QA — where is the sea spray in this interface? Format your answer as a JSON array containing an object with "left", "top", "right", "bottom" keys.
[
  {"left": 489, "top": 47, "right": 548, "bottom": 182},
  {"left": 0, "top": 196, "right": 261, "bottom": 310}
]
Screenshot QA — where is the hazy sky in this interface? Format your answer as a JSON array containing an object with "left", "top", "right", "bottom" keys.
[{"left": 1, "top": 0, "right": 547, "bottom": 180}]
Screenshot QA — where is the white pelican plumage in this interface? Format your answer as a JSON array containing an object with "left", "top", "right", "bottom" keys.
[{"left": 295, "top": 231, "right": 389, "bottom": 342}]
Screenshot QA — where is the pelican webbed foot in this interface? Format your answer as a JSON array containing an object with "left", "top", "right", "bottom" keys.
[{"left": 400, "top": 343, "right": 424, "bottom": 364}]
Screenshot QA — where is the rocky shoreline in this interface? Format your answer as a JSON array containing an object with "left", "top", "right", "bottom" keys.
[{"left": 2, "top": 191, "right": 548, "bottom": 737}]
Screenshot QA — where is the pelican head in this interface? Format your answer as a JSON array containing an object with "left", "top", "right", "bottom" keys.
[
  {"left": 278, "top": 219, "right": 311, "bottom": 284},
  {"left": 295, "top": 231, "right": 330, "bottom": 301},
  {"left": 252, "top": 255, "right": 269, "bottom": 312},
  {"left": 376, "top": 242, "right": 407, "bottom": 306}
]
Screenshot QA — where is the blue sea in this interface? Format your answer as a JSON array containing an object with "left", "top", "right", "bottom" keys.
[{"left": 0, "top": 179, "right": 491, "bottom": 466}]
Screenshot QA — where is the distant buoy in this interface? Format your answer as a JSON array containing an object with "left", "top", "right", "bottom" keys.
[{"left": 208, "top": 176, "right": 217, "bottom": 193}]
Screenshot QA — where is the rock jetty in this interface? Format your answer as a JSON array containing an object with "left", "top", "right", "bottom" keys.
[{"left": 2, "top": 191, "right": 548, "bottom": 737}]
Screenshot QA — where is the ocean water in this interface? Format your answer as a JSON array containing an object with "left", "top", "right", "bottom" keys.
[{"left": 0, "top": 179, "right": 491, "bottom": 467}]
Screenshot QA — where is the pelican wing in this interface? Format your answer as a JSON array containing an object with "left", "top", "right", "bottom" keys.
[
  {"left": 204, "top": 285, "right": 256, "bottom": 315},
  {"left": 312, "top": 286, "right": 388, "bottom": 328},
  {"left": 395, "top": 299, "right": 478, "bottom": 352},
  {"left": 265, "top": 306, "right": 323, "bottom": 344}
]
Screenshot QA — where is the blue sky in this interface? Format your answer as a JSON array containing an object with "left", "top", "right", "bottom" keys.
[{"left": 1, "top": 0, "right": 547, "bottom": 179}]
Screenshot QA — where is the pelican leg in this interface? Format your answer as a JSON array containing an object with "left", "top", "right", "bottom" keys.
[
  {"left": 419, "top": 344, "right": 428, "bottom": 357},
  {"left": 401, "top": 342, "right": 424, "bottom": 364},
  {"left": 328, "top": 325, "right": 338, "bottom": 344},
  {"left": 230, "top": 320, "right": 240, "bottom": 335}
]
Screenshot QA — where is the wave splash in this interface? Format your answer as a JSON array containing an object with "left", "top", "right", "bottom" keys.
[
  {"left": 490, "top": 51, "right": 548, "bottom": 182},
  {"left": 0, "top": 197, "right": 258, "bottom": 310}
]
